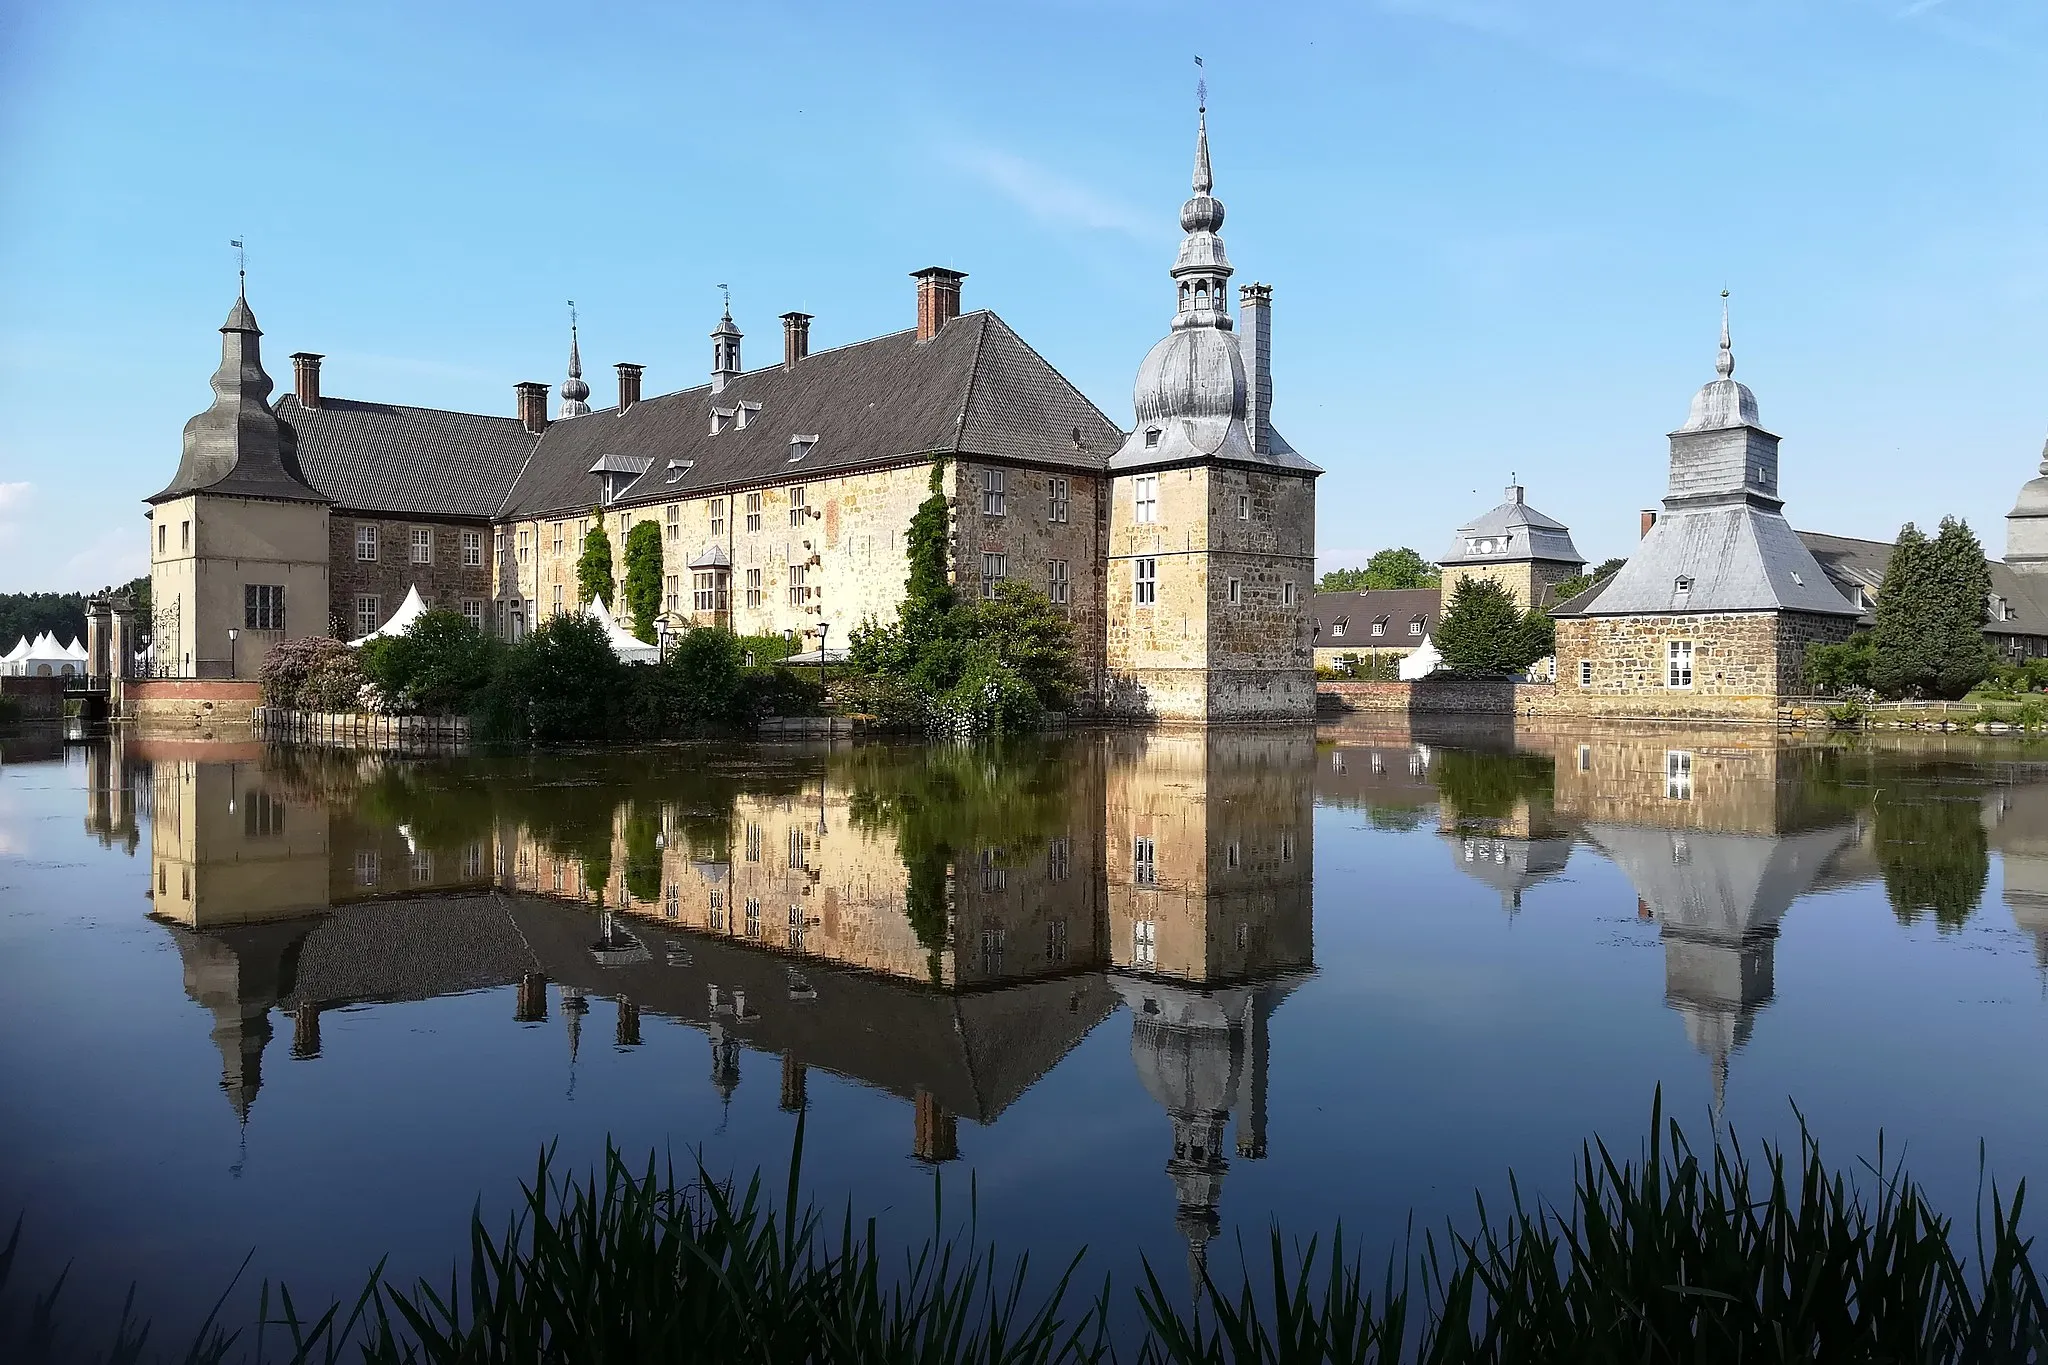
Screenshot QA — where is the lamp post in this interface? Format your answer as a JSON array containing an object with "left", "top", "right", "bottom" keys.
[
  {"left": 816, "top": 622, "right": 829, "bottom": 698},
  {"left": 227, "top": 627, "right": 238, "bottom": 680}
]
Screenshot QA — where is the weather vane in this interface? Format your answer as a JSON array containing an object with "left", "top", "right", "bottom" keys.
[
  {"left": 1195, "top": 54, "right": 1206, "bottom": 112},
  {"left": 230, "top": 236, "right": 246, "bottom": 291},
  {"left": 568, "top": 298, "right": 578, "bottom": 330},
  {"left": 717, "top": 282, "right": 730, "bottom": 311}
]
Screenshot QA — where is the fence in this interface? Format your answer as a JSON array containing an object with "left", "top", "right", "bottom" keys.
[{"left": 262, "top": 707, "right": 469, "bottom": 753}]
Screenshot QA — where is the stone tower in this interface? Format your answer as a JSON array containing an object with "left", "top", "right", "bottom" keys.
[
  {"left": 1103, "top": 102, "right": 1322, "bottom": 723},
  {"left": 2005, "top": 435, "right": 2048, "bottom": 591},
  {"left": 146, "top": 288, "right": 331, "bottom": 680}
]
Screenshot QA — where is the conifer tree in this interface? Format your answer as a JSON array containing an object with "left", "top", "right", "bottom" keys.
[
  {"left": 1434, "top": 577, "right": 1552, "bottom": 675},
  {"left": 575, "top": 515, "right": 615, "bottom": 608},
  {"left": 622, "top": 520, "right": 664, "bottom": 643},
  {"left": 1930, "top": 516, "right": 1993, "bottom": 699},
  {"left": 1870, "top": 520, "right": 1991, "bottom": 699}
]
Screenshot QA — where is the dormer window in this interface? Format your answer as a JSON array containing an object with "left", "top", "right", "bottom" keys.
[
  {"left": 736, "top": 401, "right": 761, "bottom": 430},
  {"left": 1409, "top": 616, "right": 1424, "bottom": 636},
  {"left": 711, "top": 407, "right": 736, "bottom": 435},
  {"left": 1371, "top": 617, "right": 1387, "bottom": 637},
  {"left": 1144, "top": 427, "right": 1161, "bottom": 449},
  {"left": 1332, "top": 619, "right": 1346, "bottom": 638},
  {"left": 1673, "top": 576, "right": 1694, "bottom": 605},
  {"left": 664, "top": 460, "right": 691, "bottom": 484},
  {"left": 788, "top": 435, "right": 817, "bottom": 464}
]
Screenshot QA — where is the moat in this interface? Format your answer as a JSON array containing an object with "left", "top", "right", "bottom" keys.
[{"left": 3, "top": 723, "right": 2047, "bottom": 1332}]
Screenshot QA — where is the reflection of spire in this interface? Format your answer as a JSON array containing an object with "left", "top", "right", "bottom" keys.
[{"left": 563, "top": 985, "right": 588, "bottom": 1099}]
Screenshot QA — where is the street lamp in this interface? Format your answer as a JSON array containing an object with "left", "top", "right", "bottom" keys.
[
  {"left": 227, "top": 627, "right": 238, "bottom": 679},
  {"left": 816, "top": 621, "right": 829, "bottom": 698}
]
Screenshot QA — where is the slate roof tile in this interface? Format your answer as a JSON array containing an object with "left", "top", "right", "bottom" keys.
[{"left": 278, "top": 394, "right": 537, "bottom": 520}]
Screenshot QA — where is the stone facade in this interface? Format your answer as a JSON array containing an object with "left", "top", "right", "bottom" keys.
[
  {"left": 1441, "top": 558, "right": 1579, "bottom": 611},
  {"left": 1555, "top": 611, "right": 1853, "bottom": 721},
  {"left": 329, "top": 513, "right": 493, "bottom": 637},
  {"left": 148, "top": 493, "right": 329, "bottom": 681}
]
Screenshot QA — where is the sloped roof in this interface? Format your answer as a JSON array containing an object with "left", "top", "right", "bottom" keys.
[
  {"left": 498, "top": 312, "right": 1122, "bottom": 521},
  {"left": 1558, "top": 504, "right": 1860, "bottom": 618},
  {"left": 151, "top": 296, "right": 329, "bottom": 506},
  {"left": 1796, "top": 530, "right": 2048, "bottom": 640},
  {"left": 1313, "top": 588, "right": 1441, "bottom": 643},
  {"left": 277, "top": 394, "right": 536, "bottom": 519},
  {"left": 1439, "top": 487, "right": 1585, "bottom": 568}
]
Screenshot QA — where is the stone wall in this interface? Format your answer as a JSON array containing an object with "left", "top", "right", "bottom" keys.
[
  {"left": 125, "top": 679, "right": 262, "bottom": 736},
  {"left": 1318, "top": 679, "right": 1565, "bottom": 717},
  {"left": 330, "top": 512, "right": 493, "bottom": 637},
  {"left": 1553, "top": 610, "right": 1853, "bottom": 721},
  {"left": 1441, "top": 558, "right": 1580, "bottom": 610}
]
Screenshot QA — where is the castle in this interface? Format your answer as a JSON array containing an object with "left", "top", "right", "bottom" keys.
[{"left": 143, "top": 106, "right": 1319, "bottom": 724}]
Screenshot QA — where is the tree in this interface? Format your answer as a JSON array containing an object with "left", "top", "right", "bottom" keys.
[
  {"left": 476, "top": 611, "right": 627, "bottom": 743},
  {"left": 1319, "top": 547, "right": 1441, "bottom": 593},
  {"left": 1804, "top": 632, "right": 1874, "bottom": 694},
  {"left": 1549, "top": 557, "right": 1626, "bottom": 606},
  {"left": 622, "top": 520, "right": 664, "bottom": 643},
  {"left": 357, "top": 608, "right": 499, "bottom": 715},
  {"left": 1433, "top": 577, "right": 1554, "bottom": 675},
  {"left": 575, "top": 514, "right": 615, "bottom": 608},
  {"left": 1869, "top": 519, "right": 1991, "bottom": 700}
]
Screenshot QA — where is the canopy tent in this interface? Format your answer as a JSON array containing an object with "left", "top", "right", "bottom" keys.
[
  {"left": 586, "top": 596, "right": 659, "bottom": 664},
  {"left": 347, "top": 585, "right": 430, "bottom": 647},
  {"left": 63, "top": 636, "right": 88, "bottom": 661},
  {"left": 0, "top": 637, "right": 29, "bottom": 674},
  {"left": 7, "top": 632, "right": 85, "bottom": 677},
  {"left": 783, "top": 647, "right": 848, "bottom": 666},
  {"left": 1397, "top": 635, "right": 1443, "bottom": 681}
]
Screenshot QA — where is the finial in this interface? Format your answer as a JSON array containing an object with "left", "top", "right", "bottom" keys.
[
  {"left": 1716, "top": 288, "right": 1734, "bottom": 380},
  {"left": 1195, "top": 54, "right": 1206, "bottom": 113},
  {"left": 231, "top": 237, "right": 246, "bottom": 296},
  {"left": 560, "top": 299, "right": 591, "bottom": 415},
  {"left": 718, "top": 282, "right": 731, "bottom": 316},
  {"left": 1191, "top": 58, "right": 1213, "bottom": 195}
]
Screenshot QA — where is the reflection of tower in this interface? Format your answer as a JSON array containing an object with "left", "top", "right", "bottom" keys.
[
  {"left": 616, "top": 998, "right": 642, "bottom": 1048},
  {"left": 82, "top": 739, "right": 142, "bottom": 855},
  {"left": 1587, "top": 823, "right": 1857, "bottom": 1114},
  {"left": 161, "top": 918, "right": 316, "bottom": 1121},
  {"left": 1113, "top": 976, "right": 1302, "bottom": 1301},
  {"left": 1440, "top": 832, "right": 1573, "bottom": 914},
  {"left": 516, "top": 972, "right": 550, "bottom": 1022},
  {"left": 1982, "top": 783, "right": 2048, "bottom": 976},
  {"left": 780, "top": 1053, "right": 808, "bottom": 1112},
  {"left": 913, "top": 1089, "right": 958, "bottom": 1164}
]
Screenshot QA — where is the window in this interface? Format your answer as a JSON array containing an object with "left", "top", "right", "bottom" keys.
[
  {"left": 693, "top": 572, "right": 719, "bottom": 611},
  {"left": 745, "top": 898, "right": 761, "bottom": 938},
  {"left": 1135, "top": 558, "right": 1157, "bottom": 606},
  {"left": 1673, "top": 576, "right": 1694, "bottom": 605},
  {"left": 1237, "top": 494, "right": 1250, "bottom": 521},
  {"left": 1371, "top": 618, "right": 1387, "bottom": 637},
  {"left": 665, "top": 504, "right": 679, "bottom": 541},
  {"left": 1048, "top": 837, "right": 1069, "bottom": 881},
  {"left": 411, "top": 527, "right": 433, "bottom": 564},
  {"left": 1134, "top": 836, "right": 1157, "bottom": 886},
  {"left": 980, "top": 848, "right": 1007, "bottom": 893},
  {"left": 243, "top": 584, "right": 285, "bottom": 631},
  {"left": 548, "top": 521, "right": 563, "bottom": 555},
  {"left": 1143, "top": 427, "right": 1161, "bottom": 449},
  {"left": 745, "top": 568, "right": 762, "bottom": 608},
  {"left": 746, "top": 493, "right": 762, "bottom": 532},
  {"left": 1408, "top": 615, "right": 1422, "bottom": 635},
  {"left": 710, "top": 499, "right": 725, "bottom": 537},
  {"left": 1047, "top": 559, "right": 1069, "bottom": 605},
  {"left": 788, "top": 564, "right": 810, "bottom": 605},
  {"left": 1578, "top": 744, "right": 1592, "bottom": 772},
  {"left": 157, "top": 524, "right": 166, "bottom": 554},
  {"left": 1226, "top": 840, "right": 1241, "bottom": 869},
  {"left": 787, "top": 826, "right": 809, "bottom": 869},
  {"left": 982, "top": 467, "right": 1006, "bottom": 516},
  {"left": 461, "top": 529, "right": 481, "bottom": 566},
  {"left": 666, "top": 574, "right": 680, "bottom": 613},
  {"left": 709, "top": 895, "right": 725, "bottom": 932},
  {"left": 789, "top": 904, "right": 807, "bottom": 951},
  {"left": 1224, "top": 577, "right": 1240, "bottom": 605},
  {"left": 494, "top": 528, "right": 505, "bottom": 558},
  {"left": 666, "top": 461, "right": 686, "bottom": 484},
  {"left": 979, "top": 926, "right": 1004, "bottom": 974},
  {"left": 788, "top": 436, "right": 816, "bottom": 464},
  {"left": 1579, "top": 659, "right": 1593, "bottom": 686},
  {"left": 356, "top": 595, "right": 380, "bottom": 635},
  {"left": 1133, "top": 474, "right": 1159, "bottom": 524},
  {"left": 577, "top": 518, "right": 588, "bottom": 545},
  {"left": 355, "top": 850, "right": 379, "bottom": 887},
  {"left": 789, "top": 486, "right": 808, "bottom": 527},
  {"left": 1046, "top": 919, "right": 1068, "bottom": 965},
  {"left": 517, "top": 529, "right": 530, "bottom": 563},
  {"left": 1666, "top": 750, "right": 1694, "bottom": 801},
  {"left": 357, "top": 525, "right": 378, "bottom": 561},
  {"left": 1284, "top": 581, "right": 1297, "bottom": 607},
  {"left": 1048, "top": 477, "right": 1069, "bottom": 523},
  {"left": 1280, "top": 832, "right": 1294, "bottom": 862},
  {"left": 981, "top": 553, "right": 1007, "bottom": 598},
  {"left": 181, "top": 520, "right": 191, "bottom": 550},
  {"left": 664, "top": 883, "right": 680, "bottom": 919},
  {"left": 552, "top": 583, "right": 563, "bottom": 614},
  {"left": 1133, "top": 918, "right": 1157, "bottom": 968},
  {"left": 745, "top": 822, "right": 762, "bottom": 862},
  {"left": 461, "top": 598, "right": 484, "bottom": 628},
  {"left": 243, "top": 790, "right": 285, "bottom": 838},
  {"left": 1667, "top": 640, "right": 1694, "bottom": 688}
]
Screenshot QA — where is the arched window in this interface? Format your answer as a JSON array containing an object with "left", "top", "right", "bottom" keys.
[{"left": 1179, "top": 282, "right": 1190, "bottom": 310}]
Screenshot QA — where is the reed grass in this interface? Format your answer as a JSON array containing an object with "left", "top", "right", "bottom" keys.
[{"left": 5, "top": 1096, "right": 2044, "bottom": 1363}]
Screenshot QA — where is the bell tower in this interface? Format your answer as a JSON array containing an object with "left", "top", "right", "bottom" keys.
[{"left": 1103, "top": 93, "right": 1321, "bottom": 723}]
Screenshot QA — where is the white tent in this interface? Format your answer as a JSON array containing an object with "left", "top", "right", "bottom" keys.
[
  {"left": 14, "top": 632, "right": 81, "bottom": 677},
  {"left": 0, "top": 637, "right": 29, "bottom": 675},
  {"left": 1398, "top": 634, "right": 1444, "bottom": 681},
  {"left": 63, "top": 636, "right": 88, "bottom": 662},
  {"left": 347, "top": 585, "right": 430, "bottom": 647},
  {"left": 586, "top": 597, "right": 659, "bottom": 664},
  {"left": 784, "top": 647, "right": 848, "bottom": 666}
]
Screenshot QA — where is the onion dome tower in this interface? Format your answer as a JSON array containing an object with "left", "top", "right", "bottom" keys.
[{"left": 559, "top": 303, "right": 591, "bottom": 418}]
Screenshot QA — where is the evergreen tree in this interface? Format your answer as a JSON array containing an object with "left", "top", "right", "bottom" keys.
[
  {"left": 1869, "top": 520, "right": 1991, "bottom": 699},
  {"left": 575, "top": 514, "right": 615, "bottom": 608},
  {"left": 1433, "top": 577, "right": 1553, "bottom": 675},
  {"left": 1930, "top": 517, "right": 1994, "bottom": 698},
  {"left": 622, "top": 520, "right": 664, "bottom": 643}
]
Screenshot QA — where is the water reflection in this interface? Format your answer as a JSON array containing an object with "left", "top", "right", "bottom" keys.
[{"left": 28, "top": 720, "right": 2048, "bottom": 1313}]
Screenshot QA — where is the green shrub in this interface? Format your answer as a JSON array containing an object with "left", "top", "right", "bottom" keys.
[
  {"left": 358, "top": 609, "right": 499, "bottom": 715},
  {"left": 738, "top": 666, "right": 824, "bottom": 721},
  {"left": 1435, "top": 577, "right": 1553, "bottom": 675},
  {"left": 1805, "top": 632, "right": 1875, "bottom": 694},
  {"left": 257, "top": 635, "right": 367, "bottom": 711},
  {"left": 735, "top": 632, "right": 798, "bottom": 667},
  {"left": 1825, "top": 696, "right": 1869, "bottom": 728},
  {"left": 622, "top": 627, "right": 748, "bottom": 734},
  {"left": 475, "top": 613, "right": 628, "bottom": 744},
  {"left": 575, "top": 514, "right": 614, "bottom": 608}
]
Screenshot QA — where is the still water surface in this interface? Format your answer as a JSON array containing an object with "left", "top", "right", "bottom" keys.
[{"left": 2, "top": 723, "right": 2046, "bottom": 1331}]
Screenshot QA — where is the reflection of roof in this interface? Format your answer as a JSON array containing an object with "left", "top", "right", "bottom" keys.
[
  {"left": 1582, "top": 823, "right": 1860, "bottom": 939},
  {"left": 1441, "top": 832, "right": 1573, "bottom": 909},
  {"left": 1109, "top": 973, "right": 1307, "bottom": 1117}
]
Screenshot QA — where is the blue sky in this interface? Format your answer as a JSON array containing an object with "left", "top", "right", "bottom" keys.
[{"left": 2, "top": 0, "right": 2045, "bottom": 593}]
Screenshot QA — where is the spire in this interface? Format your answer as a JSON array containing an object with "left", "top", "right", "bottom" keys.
[
  {"left": 1716, "top": 289, "right": 1734, "bottom": 380},
  {"left": 1192, "top": 107, "right": 1212, "bottom": 196},
  {"left": 710, "top": 286, "right": 742, "bottom": 393},
  {"left": 560, "top": 301, "right": 591, "bottom": 417}
]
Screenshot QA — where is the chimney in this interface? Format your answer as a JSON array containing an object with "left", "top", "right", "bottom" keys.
[
  {"left": 912, "top": 267, "right": 966, "bottom": 342},
  {"left": 1506, "top": 484, "right": 1524, "bottom": 505},
  {"left": 290, "top": 352, "right": 323, "bottom": 409},
  {"left": 615, "top": 363, "right": 644, "bottom": 412},
  {"left": 1238, "top": 284, "right": 1273, "bottom": 455},
  {"left": 780, "top": 312, "right": 812, "bottom": 369},
  {"left": 1640, "top": 509, "right": 1659, "bottom": 538},
  {"left": 515, "top": 381, "right": 550, "bottom": 435}
]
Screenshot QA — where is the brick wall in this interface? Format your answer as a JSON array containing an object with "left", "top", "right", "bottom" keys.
[
  {"left": 330, "top": 513, "right": 493, "bottom": 636},
  {"left": 125, "top": 679, "right": 262, "bottom": 735}
]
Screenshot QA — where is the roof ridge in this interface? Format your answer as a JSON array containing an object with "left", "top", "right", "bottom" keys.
[
  {"left": 280, "top": 393, "right": 528, "bottom": 425},
  {"left": 949, "top": 313, "right": 992, "bottom": 453},
  {"left": 976, "top": 311, "right": 1125, "bottom": 438}
]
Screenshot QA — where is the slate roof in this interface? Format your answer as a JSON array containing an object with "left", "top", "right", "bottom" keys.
[
  {"left": 1313, "top": 588, "right": 1442, "bottom": 645},
  {"left": 1556, "top": 505, "right": 1861, "bottom": 618},
  {"left": 497, "top": 312, "right": 1122, "bottom": 521},
  {"left": 276, "top": 394, "right": 537, "bottom": 519},
  {"left": 1438, "top": 487, "right": 1585, "bottom": 568},
  {"left": 151, "top": 296, "right": 329, "bottom": 506},
  {"left": 1796, "top": 530, "right": 2048, "bottom": 640}
]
